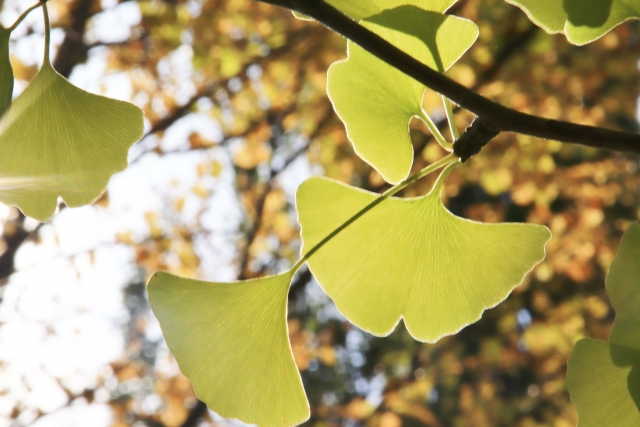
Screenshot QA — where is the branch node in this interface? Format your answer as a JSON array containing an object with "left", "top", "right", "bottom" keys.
[{"left": 453, "top": 118, "right": 500, "bottom": 162}]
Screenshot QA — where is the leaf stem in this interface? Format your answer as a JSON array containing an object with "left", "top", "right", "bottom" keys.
[
  {"left": 42, "top": 1, "right": 50, "bottom": 63},
  {"left": 419, "top": 109, "right": 452, "bottom": 151},
  {"left": 442, "top": 96, "right": 460, "bottom": 141},
  {"left": 8, "top": 2, "right": 44, "bottom": 32},
  {"left": 291, "top": 153, "right": 459, "bottom": 273},
  {"left": 431, "top": 160, "right": 458, "bottom": 194}
]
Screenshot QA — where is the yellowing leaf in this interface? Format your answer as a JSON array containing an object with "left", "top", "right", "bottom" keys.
[
  {"left": 296, "top": 170, "right": 550, "bottom": 342},
  {"left": 211, "top": 160, "right": 223, "bottom": 177},
  {"left": 327, "top": 6, "right": 478, "bottom": 183},
  {"left": 506, "top": 0, "right": 640, "bottom": 45},
  {"left": 567, "top": 222, "right": 640, "bottom": 426},
  {"left": 0, "top": 62, "right": 143, "bottom": 221},
  {"left": 147, "top": 271, "right": 309, "bottom": 427}
]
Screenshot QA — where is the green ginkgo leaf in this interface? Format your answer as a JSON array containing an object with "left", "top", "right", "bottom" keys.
[
  {"left": 296, "top": 169, "right": 550, "bottom": 342},
  {"left": 325, "top": 0, "right": 457, "bottom": 21},
  {"left": 0, "top": 26, "right": 13, "bottom": 116},
  {"left": 567, "top": 222, "right": 640, "bottom": 426},
  {"left": 327, "top": 6, "right": 478, "bottom": 184},
  {"left": 567, "top": 340, "right": 640, "bottom": 427},
  {"left": 505, "top": 0, "right": 640, "bottom": 45},
  {"left": 0, "top": 61, "right": 143, "bottom": 221},
  {"left": 147, "top": 270, "right": 309, "bottom": 427},
  {"left": 293, "top": 0, "right": 456, "bottom": 22}
]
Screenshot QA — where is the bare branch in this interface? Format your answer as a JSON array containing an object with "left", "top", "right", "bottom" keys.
[{"left": 257, "top": 0, "right": 640, "bottom": 155}]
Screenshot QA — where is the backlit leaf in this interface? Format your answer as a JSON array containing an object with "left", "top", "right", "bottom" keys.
[
  {"left": 567, "top": 222, "right": 640, "bottom": 426},
  {"left": 505, "top": 0, "right": 640, "bottom": 45},
  {"left": 325, "top": 0, "right": 457, "bottom": 20},
  {"left": 147, "top": 270, "right": 309, "bottom": 427},
  {"left": 0, "top": 62, "right": 143, "bottom": 221},
  {"left": 293, "top": 0, "right": 456, "bottom": 22},
  {"left": 296, "top": 170, "right": 550, "bottom": 342},
  {"left": 327, "top": 6, "right": 478, "bottom": 184},
  {"left": 567, "top": 340, "right": 640, "bottom": 427}
]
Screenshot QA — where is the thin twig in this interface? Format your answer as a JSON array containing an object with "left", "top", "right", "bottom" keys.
[
  {"left": 257, "top": 0, "right": 640, "bottom": 155},
  {"left": 8, "top": 1, "right": 43, "bottom": 32}
]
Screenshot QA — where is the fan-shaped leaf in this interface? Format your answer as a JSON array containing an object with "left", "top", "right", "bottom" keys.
[
  {"left": 147, "top": 270, "right": 309, "bottom": 427},
  {"left": 325, "top": 0, "right": 457, "bottom": 20},
  {"left": 0, "top": 26, "right": 13, "bottom": 116},
  {"left": 327, "top": 6, "right": 478, "bottom": 184},
  {"left": 505, "top": 0, "right": 640, "bottom": 45},
  {"left": 567, "top": 222, "right": 640, "bottom": 426},
  {"left": 0, "top": 62, "right": 143, "bottom": 221},
  {"left": 296, "top": 174, "right": 550, "bottom": 343},
  {"left": 294, "top": 0, "right": 456, "bottom": 22}
]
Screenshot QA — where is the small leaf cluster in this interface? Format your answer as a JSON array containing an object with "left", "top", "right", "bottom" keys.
[
  {"left": 2, "top": 0, "right": 639, "bottom": 426},
  {"left": 148, "top": 1, "right": 553, "bottom": 425}
]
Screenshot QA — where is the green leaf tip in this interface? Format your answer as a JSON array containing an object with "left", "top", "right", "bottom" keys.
[
  {"left": 0, "top": 61, "right": 144, "bottom": 221},
  {"left": 327, "top": 6, "right": 478, "bottom": 184},
  {"left": 567, "top": 222, "right": 640, "bottom": 426},
  {"left": 296, "top": 172, "right": 551, "bottom": 343},
  {"left": 147, "top": 270, "right": 310, "bottom": 427},
  {"left": 505, "top": 0, "right": 640, "bottom": 45}
]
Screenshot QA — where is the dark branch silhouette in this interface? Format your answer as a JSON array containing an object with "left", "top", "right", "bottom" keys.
[{"left": 256, "top": 0, "right": 640, "bottom": 155}]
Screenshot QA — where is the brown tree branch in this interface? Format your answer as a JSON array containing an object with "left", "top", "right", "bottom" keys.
[
  {"left": 0, "top": 213, "right": 31, "bottom": 284},
  {"left": 52, "top": 0, "right": 94, "bottom": 78},
  {"left": 257, "top": 0, "right": 640, "bottom": 155}
]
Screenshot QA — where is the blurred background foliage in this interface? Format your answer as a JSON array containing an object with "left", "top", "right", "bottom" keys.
[{"left": 0, "top": 0, "right": 638, "bottom": 426}]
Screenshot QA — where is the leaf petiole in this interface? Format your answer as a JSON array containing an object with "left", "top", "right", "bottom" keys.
[
  {"left": 291, "top": 152, "right": 459, "bottom": 273},
  {"left": 418, "top": 109, "right": 452, "bottom": 151},
  {"left": 42, "top": 2, "right": 50, "bottom": 63},
  {"left": 442, "top": 96, "right": 460, "bottom": 141},
  {"left": 8, "top": 1, "right": 44, "bottom": 33}
]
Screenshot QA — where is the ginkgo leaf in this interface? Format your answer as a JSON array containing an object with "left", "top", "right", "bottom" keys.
[
  {"left": 325, "top": 0, "right": 457, "bottom": 20},
  {"left": 0, "top": 26, "right": 13, "bottom": 116},
  {"left": 296, "top": 172, "right": 550, "bottom": 343},
  {"left": 327, "top": 6, "right": 478, "bottom": 184},
  {"left": 566, "top": 222, "right": 640, "bottom": 426},
  {"left": 147, "top": 270, "right": 309, "bottom": 427},
  {"left": 607, "top": 223, "right": 640, "bottom": 350},
  {"left": 505, "top": 0, "right": 640, "bottom": 45},
  {"left": 293, "top": 0, "right": 456, "bottom": 22},
  {"left": 567, "top": 340, "right": 640, "bottom": 427},
  {"left": 0, "top": 61, "right": 143, "bottom": 221}
]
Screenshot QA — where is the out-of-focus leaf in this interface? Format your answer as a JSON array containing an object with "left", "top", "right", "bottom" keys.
[
  {"left": 0, "top": 62, "right": 143, "bottom": 221},
  {"left": 327, "top": 6, "right": 478, "bottom": 183},
  {"left": 567, "top": 222, "right": 640, "bottom": 426},
  {"left": 505, "top": 0, "right": 640, "bottom": 45},
  {"left": 296, "top": 170, "right": 550, "bottom": 343},
  {"left": 147, "top": 270, "right": 309, "bottom": 427},
  {"left": 0, "top": 26, "right": 13, "bottom": 116}
]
